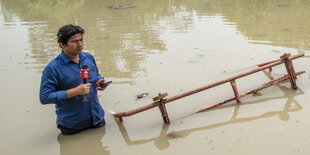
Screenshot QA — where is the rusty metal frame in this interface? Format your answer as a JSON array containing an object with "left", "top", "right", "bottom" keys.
[{"left": 113, "top": 53, "right": 305, "bottom": 124}]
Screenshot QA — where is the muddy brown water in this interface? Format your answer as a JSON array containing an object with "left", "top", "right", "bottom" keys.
[{"left": 1, "top": 0, "right": 310, "bottom": 154}]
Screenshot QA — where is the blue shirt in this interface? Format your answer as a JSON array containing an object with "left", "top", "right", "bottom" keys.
[{"left": 40, "top": 51, "right": 105, "bottom": 129}]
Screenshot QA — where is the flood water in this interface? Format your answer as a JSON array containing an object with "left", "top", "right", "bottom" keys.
[{"left": 1, "top": 0, "right": 310, "bottom": 154}]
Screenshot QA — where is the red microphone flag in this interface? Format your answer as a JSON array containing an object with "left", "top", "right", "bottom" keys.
[{"left": 80, "top": 69, "right": 90, "bottom": 79}]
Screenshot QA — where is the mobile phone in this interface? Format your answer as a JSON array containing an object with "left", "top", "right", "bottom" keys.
[{"left": 98, "top": 81, "right": 112, "bottom": 88}]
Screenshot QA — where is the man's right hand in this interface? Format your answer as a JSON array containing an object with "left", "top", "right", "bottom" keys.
[{"left": 76, "top": 83, "right": 91, "bottom": 95}]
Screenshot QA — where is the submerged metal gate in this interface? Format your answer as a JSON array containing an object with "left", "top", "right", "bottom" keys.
[{"left": 113, "top": 53, "right": 305, "bottom": 124}]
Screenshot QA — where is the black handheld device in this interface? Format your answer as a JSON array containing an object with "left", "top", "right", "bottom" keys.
[{"left": 99, "top": 81, "right": 112, "bottom": 88}]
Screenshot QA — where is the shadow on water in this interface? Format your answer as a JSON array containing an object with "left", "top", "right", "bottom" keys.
[
  {"left": 57, "top": 127, "right": 110, "bottom": 155},
  {"left": 115, "top": 71, "right": 304, "bottom": 150}
]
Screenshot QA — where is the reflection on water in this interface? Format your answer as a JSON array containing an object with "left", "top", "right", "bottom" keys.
[
  {"left": 116, "top": 121, "right": 171, "bottom": 150},
  {"left": 57, "top": 127, "right": 110, "bottom": 155},
  {"left": 1, "top": 0, "right": 310, "bottom": 76},
  {"left": 170, "top": 83, "right": 303, "bottom": 137}
]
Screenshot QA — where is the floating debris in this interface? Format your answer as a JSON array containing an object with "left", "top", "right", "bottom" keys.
[
  {"left": 108, "top": 5, "right": 136, "bottom": 9},
  {"left": 136, "top": 93, "right": 149, "bottom": 99},
  {"left": 252, "top": 92, "right": 263, "bottom": 97}
]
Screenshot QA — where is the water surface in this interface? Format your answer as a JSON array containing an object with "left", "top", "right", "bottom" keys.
[{"left": 1, "top": 0, "right": 310, "bottom": 154}]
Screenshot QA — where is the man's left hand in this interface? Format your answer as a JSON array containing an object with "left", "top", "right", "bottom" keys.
[{"left": 96, "top": 79, "right": 106, "bottom": 91}]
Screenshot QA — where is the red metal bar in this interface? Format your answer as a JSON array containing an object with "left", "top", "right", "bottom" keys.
[
  {"left": 113, "top": 101, "right": 161, "bottom": 117},
  {"left": 257, "top": 59, "right": 279, "bottom": 71},
  {"left": 230, "top": 80, "right": 241, "bottom": 104},
  {"left": 257, "top": 59, "right": 280, "bottom": 67}
]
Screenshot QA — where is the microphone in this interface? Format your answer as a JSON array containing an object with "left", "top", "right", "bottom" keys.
[{"left": 80, "top": 64, "right": 90, "bottom": 102}]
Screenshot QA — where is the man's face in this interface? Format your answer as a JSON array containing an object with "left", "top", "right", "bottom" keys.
[{"left": 61, "top": 33, "right": 83, "bottom": 56}]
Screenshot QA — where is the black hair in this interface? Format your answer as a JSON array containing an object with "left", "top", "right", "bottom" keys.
[{"left": 57, "top": 24, "right": 84, "bottom": 47}]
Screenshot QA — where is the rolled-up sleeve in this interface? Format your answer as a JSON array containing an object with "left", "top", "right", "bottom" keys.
[{"left": 40, "top": 66, "right": 67, "bottom": 105}]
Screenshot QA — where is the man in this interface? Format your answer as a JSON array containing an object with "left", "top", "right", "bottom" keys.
[{"left": 40, "top": 24, "right": 107, "bottom": 135}]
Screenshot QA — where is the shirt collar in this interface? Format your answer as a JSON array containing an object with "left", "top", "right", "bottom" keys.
[
  {"left": 80, "top": 52, "right": 86, "bottom": 62},
  {"left": 60, "top": 51, "right": 85, "bottom": 64}
]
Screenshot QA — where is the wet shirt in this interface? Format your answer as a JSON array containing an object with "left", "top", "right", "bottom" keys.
[{"left": 40, "top": 51, "right": 105, "bottom": 129}]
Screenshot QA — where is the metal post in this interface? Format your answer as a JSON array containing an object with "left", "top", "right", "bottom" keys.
[
  {"left": 230, "top": 80, "right": 241, "bottom": 104},
  {"left": 158, "top": 98, "right": 170, "bottom": 124},
  {"left": 281, "top": 54, "right": 297, "bottom": 89},
  {"left": 289, "top": 59, "right": 296, "bottom": 79},
  {"left": 153, "top": 93, "right": 170, "bottom": 124}
]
